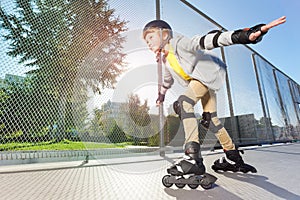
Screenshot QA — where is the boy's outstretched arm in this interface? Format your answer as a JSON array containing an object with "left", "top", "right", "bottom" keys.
[
  {"left": 249, "top": 16, "right": 286, "bottom": 42},
  {"left": 232, "top": 16, "right": 286, "bottom": 44},
  {"left": 198, "top": 16, "right": 286, "bottom": 50}
]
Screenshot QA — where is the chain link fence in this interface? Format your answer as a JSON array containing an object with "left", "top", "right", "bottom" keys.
[{"left": 0, "top": 0, "right": 299, "bottom": 163}]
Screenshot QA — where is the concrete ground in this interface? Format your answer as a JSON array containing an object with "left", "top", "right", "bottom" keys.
[{"left": 0, "top": 143, "right": 299, "bottom": 200}]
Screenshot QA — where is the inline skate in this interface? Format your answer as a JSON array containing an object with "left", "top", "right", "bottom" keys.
[
  {"left": 212, "top": 149, "right": 257, "bottom": 173},
  {"left": 162, "top": 141, "right": 217, "bottom": 189}
]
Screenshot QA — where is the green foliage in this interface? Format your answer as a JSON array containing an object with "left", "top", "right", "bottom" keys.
[
  {"left": 148, "top": 115, "right": 181, "bottom": 146},
  {"left": 0, "top": 89, "right": 9, "bottom": 132},
  {"left": 91, "top": 104, "right": 128, "bottom": 144},
  {"left": 0, "top": 76, "right": 58, "bottom": 142},
  {"left": 0, "top": 139, "right": 130, "bottom": 151},
  {"left": 106, "top": 121, "right": 128, "bottom": 143},
  {"left": 165, "top": 115, "right": 180, "bottom": 141},
  {"left": 0, "top": 0, "right": 127, "bottom": 143},
  {"left": 88, "top": 108, "right": 105, "bottom": 138},
  {"left": 94, "top": 96, "right": 154, "bottom": 145},
  {"left": 128, "top": 94, "right": 151, "bottom": 127},
  {"left": 148, "top": 133, "right": 159, "bottom": 146}
]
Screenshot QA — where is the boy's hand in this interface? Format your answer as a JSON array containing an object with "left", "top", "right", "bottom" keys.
[
  {"left": 249, "top": 16, "right": 286, "bottom": 41},
  {"left": 156, "top": 92, "right": 165, "bottom": 106}
]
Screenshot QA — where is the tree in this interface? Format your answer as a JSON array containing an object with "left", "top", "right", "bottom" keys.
[
  {"left": 126, "top": 94, "right": 153, "bottom": 144},
  {"left": 89, "top": 108, "right": 105, "bottom": 139},
  {"left": 0, "top": 87, "right": 9, "bottom": 141},
  {"left": 0, "top": 0, "right": 127, "bottom": 141},
  {"left": 0, "top": 75, "right": 58, "bottom": 142},
  {"left": 128, "top": 94, "right": 151, "bottom": 127},
  {"left": 94, "top": 102, "right": 128, "bottom": 144}
]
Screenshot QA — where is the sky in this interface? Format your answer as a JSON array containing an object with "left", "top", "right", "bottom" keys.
[
  {"left": 185, "top": 0, "right": 300, "bottom": 84},
  {"left": 1, "top": 0, "right": 299, "bottom": 83}
]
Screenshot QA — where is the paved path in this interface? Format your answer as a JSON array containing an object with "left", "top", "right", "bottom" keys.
[{"left": 0, "top": 143, "right": 299, "bottom": 200}]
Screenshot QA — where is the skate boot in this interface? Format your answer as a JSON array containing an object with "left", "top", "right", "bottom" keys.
[
  {"left": 162, "top": 141, "right": 217, "bottom": 189},
  {"left": 212, "top": 149, "right": 257, "bottom": 173}
]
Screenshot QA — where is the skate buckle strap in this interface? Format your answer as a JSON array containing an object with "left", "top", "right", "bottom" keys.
[
  {"left": 175, "top": 155, "right": 196, "bottom": 165},
  {"left": 183, "top": 155, "right": 190, "bottom": 160},
  {"left": 183, "top": 155, "right": 196, "bottom": 165},
  {"left": 219, "top": 156, "right": 235, "bottom": 165},
  {"left": 174, "top": 155, "right": 189, "bottom": 164}
]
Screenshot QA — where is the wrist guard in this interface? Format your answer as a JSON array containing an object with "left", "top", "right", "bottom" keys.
[
  {"left": 232, "top": 24, "right": 267, "bottom": 44},
  {"left": 156, "top": 92, "right": 165, "bottom": 103}
]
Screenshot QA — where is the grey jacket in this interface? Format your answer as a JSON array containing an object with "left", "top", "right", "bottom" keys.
[{"left": 163, "top": 30, "right": 235, "bottom": 91}]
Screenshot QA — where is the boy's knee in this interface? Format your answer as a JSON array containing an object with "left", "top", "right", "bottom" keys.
[
  {"left": 173, "top": 95, "right": 196, "bottom": 120},
  {"left": 200, "top": 112, "right": 223, "bottom": 132}
]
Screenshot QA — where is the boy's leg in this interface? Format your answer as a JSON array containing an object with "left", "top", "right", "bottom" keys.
[
  {"left": 200, "top": 91, "right": 235, "bottom": 151},
  {"left": 169, "top": 80, "right": 208, "bottom": 176},
  {"left": 201, "top": 91, "right": 257, "bottom": 173},
  {"left": 180, "top": 80, "right": 208, "bottom": 144}
]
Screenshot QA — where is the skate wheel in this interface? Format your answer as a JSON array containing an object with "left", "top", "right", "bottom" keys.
[
  {"left": 201, "top": 183, "right": 213, "bottom": 190},
  {"left": 188, "top": 184, "right": 198, "bottom": 189},
  {"left": 175, "top": 177, "right": 185, "bottom": 188},
  {"left": 187, "top": 176, "right": 198, "bottom": 189},
  {"left": 162, "top": 175, "right": 173, "bottom": 188}
]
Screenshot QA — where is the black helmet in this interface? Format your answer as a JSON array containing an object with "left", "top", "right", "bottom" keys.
[{"left": 143, "top": 20, "right": 173, "bottom": 38}]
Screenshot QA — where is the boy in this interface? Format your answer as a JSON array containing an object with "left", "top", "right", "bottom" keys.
[{"left": 143, "top": 16, "right": 286, "bottom": 177}]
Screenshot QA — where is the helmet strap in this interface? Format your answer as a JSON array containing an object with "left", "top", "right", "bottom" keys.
[{"left": 159, "top": 28, "right": 170, "bottom": 52}]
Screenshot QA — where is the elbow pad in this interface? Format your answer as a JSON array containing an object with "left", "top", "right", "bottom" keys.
[
  {"left": 231, "top": 24, "right": 267, "bottom": 44},
  {"left": 163, "top": 78, "right": 174, "bottom": 89}
]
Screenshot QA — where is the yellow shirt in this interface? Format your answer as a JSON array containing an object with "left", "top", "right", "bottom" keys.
[{"left": 166, "top": 45, "right": 192, "bottom": 81}]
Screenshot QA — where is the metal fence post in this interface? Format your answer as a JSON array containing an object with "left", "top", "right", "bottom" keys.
[{"left": 156, "top": 0, "right": 165, "bottom": 157}]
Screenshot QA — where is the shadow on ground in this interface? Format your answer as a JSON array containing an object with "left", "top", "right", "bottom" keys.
[
  {"left": 215, "top": 171, "right": 300, "bottom": 200},
  {"left": 164, "top": 184, "right": 243, "bottom": 200}
]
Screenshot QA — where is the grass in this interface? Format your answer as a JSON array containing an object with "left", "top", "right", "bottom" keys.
[{"left": 0, "top": 139, "right": 131, "bottom": 151}]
